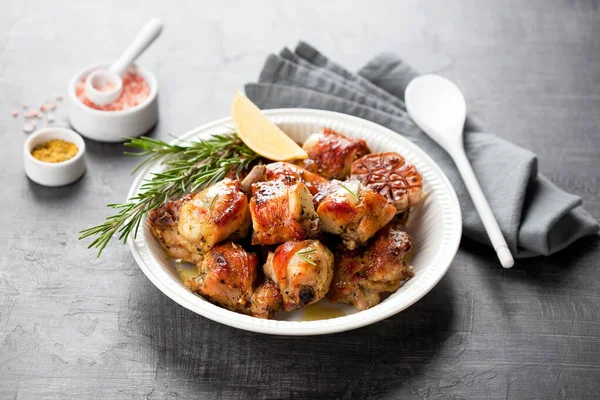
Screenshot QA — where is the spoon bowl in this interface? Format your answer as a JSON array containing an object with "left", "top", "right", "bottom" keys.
[
  {"left": 406, "top": 74, "right": 467, "bottom": 147},
  {"left": 84, "top": 69, "right": 123, "bottom": 105}
]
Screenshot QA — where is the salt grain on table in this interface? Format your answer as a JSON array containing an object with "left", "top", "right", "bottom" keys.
[
  {"left": 56, "top": 95, "right": 63, "bottom": 101},
  {"left": 11, "top": 109, "right": 19, "bottom": 117},
  {"left": 24, "top": 109, "right": 40, "bottom": 119},
  {"left": 47, "top": 112, "right": 55, "bottom": 122},
  {"left": 40, "top": 102, "right": 56, "bottom": 112}
]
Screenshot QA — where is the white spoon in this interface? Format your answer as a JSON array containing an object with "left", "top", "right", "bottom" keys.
[
  {"left": 84, "top": 18, "right": 163, "bottom": 106},
  {"left": 405, "top": 74, "right": 514, "bottom": 268}
]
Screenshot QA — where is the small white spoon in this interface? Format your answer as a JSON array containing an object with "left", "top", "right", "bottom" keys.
[
  {"left": 405, "top": 74, "right": 514, "bottom": 268},
  {"left": 85, "top": 18, "right": 163, "bottom": 106}
]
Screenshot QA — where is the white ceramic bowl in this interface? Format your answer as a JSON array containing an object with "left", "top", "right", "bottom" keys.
[
  {"left": 24, "top": 127, "right": 86, "bottom": 187},
  {"left": 67, "top": 62, "right": 158, "bottom": 142},
  {"left": 127, "top": 109, "right": 462, "bottom": 335}
]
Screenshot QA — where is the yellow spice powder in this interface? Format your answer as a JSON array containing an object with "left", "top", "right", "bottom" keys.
[{"left": 31, "top": 139, "right": 78, "bottom": 163}]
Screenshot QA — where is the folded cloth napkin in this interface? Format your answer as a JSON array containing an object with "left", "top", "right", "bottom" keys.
[{"left": 245, "top": 42, "right": 599, "bottom": 258}]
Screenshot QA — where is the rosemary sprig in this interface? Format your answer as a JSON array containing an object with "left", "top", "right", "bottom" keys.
[
  {"left": 339, "top": 181, "right": 360, "bottom": 200},
  {"left": 297, "top": 248, "right": 317, "bottom": 266},
  {"left": 79, "top": 133, "right": 259, "bottom": 257}
]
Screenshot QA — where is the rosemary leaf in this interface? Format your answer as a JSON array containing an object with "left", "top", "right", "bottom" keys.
[
  {"left": 339, "top": 182, "right": 360, "bottom": 200},
  {"left": 201, "top": 193, "right": 219, "bottom": 210},
  {"left": 208, "top": 194, "right": 219, "bottom": 210},
  {"left": 297, "top": 248, "right": 317, "bottom": 266},
  {"left": 297, "top": 248, "right": 316, "bottom": 256},
  {"left": 298, "top": 253, "right": 317, "bottom": 267}
]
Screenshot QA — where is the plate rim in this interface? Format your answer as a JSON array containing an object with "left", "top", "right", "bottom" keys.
[{"left": 127, "top": 108, "right": 462, "bottom": 335}]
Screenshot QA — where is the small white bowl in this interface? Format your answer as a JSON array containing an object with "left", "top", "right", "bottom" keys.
[
  {"left": 24, "top": 128, "right": 86, "bottom": 187},
  {"left": 67, "top": 62, "right": 158, "bottom": 143}
]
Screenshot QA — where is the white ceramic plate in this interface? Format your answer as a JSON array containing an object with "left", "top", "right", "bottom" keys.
[{"left": 127, "top": 109, "right": 462, "bottom": 335}]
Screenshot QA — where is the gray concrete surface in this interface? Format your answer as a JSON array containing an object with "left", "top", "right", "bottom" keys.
[{"left": 1, "top": 0, "right": 599, "bottom": 398}]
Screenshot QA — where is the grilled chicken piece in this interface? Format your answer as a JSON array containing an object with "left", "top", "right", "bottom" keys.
[
  {"left": 329, "top": 224, "right": 413, "bottom": 310},
  {"left": 297, "top": 128, "right": 370, "bottom": 180},
  {"left": 263, "top": 240, "right": 334, "bottom": 311},
  {"left": 187, "top": 243, "right": 257, "bottom": 314},
  {"left": 249, "top": 181, "right": 320, "bottom": 246},
  {"left": 177, "top": 178, "right": 251, "bottom": 255},
  {"left": 187, "top": 243, "right": 283, "bottom": 318},
  {"left": 250, "top": 280, "right": 284, "bottom": 319},
  {"left": 315, "top": 179, "right": 396, "bottom": 250},
  {"left": 148, "top": 194, "right": 202, "bottom": 264},
  {"left": 242, "top": 162, "right": 328, "bottom": 195}
]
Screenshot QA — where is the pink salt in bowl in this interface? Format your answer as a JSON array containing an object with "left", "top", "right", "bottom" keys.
[{"left": 67, "top": 61, "right": 158, "bottom": 143}]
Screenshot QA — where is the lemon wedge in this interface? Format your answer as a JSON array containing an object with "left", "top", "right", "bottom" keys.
[{"left": 231, "top": 90, "right": 307, "bottom": 161}]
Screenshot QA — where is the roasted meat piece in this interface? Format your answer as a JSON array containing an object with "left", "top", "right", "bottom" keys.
[
  {"left": 250, "top": 280, "right": 284, "bottom": 319},
  {"left": 297, "top": 128, "right": 370, "bottom": 180},
  {"left": 177, "top": 178, "right": 251, "bottom": 255},
  {"left": 263, "top": 240, "right": 334, "bottom": 311},
  {"left": 187, "top": 243, "right": 283, "bottom": 318},
  {"left": 249, "top": 181, "right": 320, "bottom": 245},
  {"left": 188, "top": 242, "right": 257, "bottom": 314},
  {"left": 329, "top": 223, "right": 414, "bottom": 310},
  {"left": 149, "top": 179, "right": 250, "bottom": 263},
  {"left": 148, "top": 194, "right": 200, "bottom": 264},
  {"left": 242, "top": 162, "right": 328, "bottom": 195},
  {"left": 351, "top": 152, "right": 423, "bottom": 213},
  {"left": 315, "top": 179, "right": 396, "bottom": 250}
]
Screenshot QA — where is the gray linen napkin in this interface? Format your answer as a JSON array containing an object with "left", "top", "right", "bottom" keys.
[{"left": 245, "top": 42, "right": 599, "bottom": 258}]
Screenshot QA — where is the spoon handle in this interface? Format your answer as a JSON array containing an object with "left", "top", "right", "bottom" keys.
[
  {"left": 110, "top": 18, "right": 163, "bottom": 76},
  {"left": 450, "top": 145, "right": 514, "bottom": 268}
]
